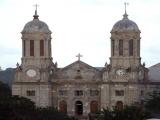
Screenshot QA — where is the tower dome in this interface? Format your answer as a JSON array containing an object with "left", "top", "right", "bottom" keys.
[
  {"left": 22, "top": 10, "right": 51, "bottom": 33},
  {"left": 111, "top": 13, "right": 140, "bottom": 32}
]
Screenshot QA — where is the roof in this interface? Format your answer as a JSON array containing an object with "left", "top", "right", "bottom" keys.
[
  {"left": 148, "top": 63, "right": 160, "bottom": 82},
  {"left": 111, "top": 13, "right": 140, "bottom": 32},
  {"left": 22, "top": 10, "right": 51, "bottom": 33}
]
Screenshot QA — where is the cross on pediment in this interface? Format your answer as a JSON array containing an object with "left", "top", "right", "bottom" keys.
[{"left": 76, "top": 53, "right": 83, "bottom": 61}]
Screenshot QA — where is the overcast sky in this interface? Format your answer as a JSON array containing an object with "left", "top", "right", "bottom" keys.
[{"left": 0, "top": 0, "right": 160, "bottom": 69}]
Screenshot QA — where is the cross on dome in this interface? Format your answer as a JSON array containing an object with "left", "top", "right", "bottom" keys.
[
  {"left": 76, "top": 53, "right": 83, "bottom": 61},
  {"left": 124, "top": 2, "right": 129, "bottom": 14},
  {"left": 34, "top": 4, "right": 39, "bottom": 11},
  {"left": 123, "top": 2, "right": 129, "bottom": 19},
  {"left": 33, "top": 4, "right": 39, "bottom": 19}
]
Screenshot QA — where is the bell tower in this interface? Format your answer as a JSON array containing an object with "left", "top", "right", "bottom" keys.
[
  {"left": 105, "top": 3, "right": 149, "bottom": 84},
  {"left": 101, "top": 3, "right": 148, "bottom": 107},
  {"left": 101, "top": 5, "right": 148, "bottom": 109},
  {"left": 21, "top": 7, "right": 52, "bottom": 69},
  {"left": 12, "top": 7, "right": 54, "bottom": 107},
  {"left": 107, "top": 4, "right": 146, "bottom": 81},
  {"left": 110, "top": 4, "right": 141, "bottom": 69}
]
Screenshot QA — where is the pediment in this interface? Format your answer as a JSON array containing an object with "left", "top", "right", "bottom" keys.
[{"left": 55, "top": 60, "right": 101, "bottom": 81}]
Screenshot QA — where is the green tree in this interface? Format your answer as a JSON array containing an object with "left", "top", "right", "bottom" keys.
[
  {"left": 36, "top": 107, "right": 73, "bottom": 120},
  {"left": 97, "top": 108, "right": 113, "bottom": 120},
  {"left": 97, "top": 105, "right": 151, "bottom": 120},
  {"left": 0, "top": 81, "right": 11, "bottom": 96},
  {"left": 0, "top": 95, "right": 36, "bottom": 120},
  {"left": 0, "top": 82, "right": 74, "bottom": 120},
  {"left": 145, "top": 91, "right": 160, "bottom": 113}
]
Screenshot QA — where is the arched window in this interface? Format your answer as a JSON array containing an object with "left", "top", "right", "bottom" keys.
[
  {"left": 30, "top": 40, "right": 34, "bottom": 56},
  {"left": 59, "top": 100, "right": 67, "bottom": 114},
  {"left": 129, "top": 39, "right": 133, "bottom": 56},
  {"left": 112, "top": 39, "right": 115, "bottom": 56},
  {"left": 119, "top": 40, "right": 123, "bottom": 56},
  {"left": 23, "top": 40, "right": 26, "bottom": 56},
  {"left": 40, "top": 40, "right": 44, "bottom": 56},
  {"left": 90, "top": 101, "right": 98, "bottom": 113}
]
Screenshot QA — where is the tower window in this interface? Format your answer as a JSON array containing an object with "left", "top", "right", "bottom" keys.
[
  {"left": 40, "top": 40, "right": 44, "bottom": 56},
  {"left": 119, "top": 40, "right": 123, "bottom": 56},
  {"left": 129, "top": 39, "right": 133, "bottom": 56},
  {"left": 23, "top": 40, "right": 26, "bottom": 56},
  {"left": 30, "top": 40, "right": 34, "bottom": 56},
  {"left": 112, "top": 39, "right": 115, "bottom": 56}
]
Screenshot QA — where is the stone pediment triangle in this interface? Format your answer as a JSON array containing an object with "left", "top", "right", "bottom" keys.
[
  {"left": 55, "top": 60, "right": 102, "bottom": 80},
  {"left": 60, "top": 60, "right": 100, "bottom": 72}
]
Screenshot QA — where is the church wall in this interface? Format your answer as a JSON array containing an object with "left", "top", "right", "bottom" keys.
[
  {"left": 12, "top": 84, "right": 52, "bottom": 107},
  {"left": 100, "top": 84, "right": 110, "bottom": 108},
  {"left": 110, "top": 58, "right": 141, "bottom": 68},
  {"left": 12, "top": 84, "right": 22, "bottom": 96},
  {"left": 52, "top": 83, "right": 100, "bottom": 116},
  {"left": 125, "top": 85, "right": 139, "bottom": 105},
  {"left": 100, "top": 83, "right": 148, "bottom": 107}
]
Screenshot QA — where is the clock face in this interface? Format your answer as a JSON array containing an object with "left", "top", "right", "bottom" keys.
[
  {"left": 116, "top": 69, "right": 125, "bottom": 76},
  {"left": 26, "top": 69, "right": 37, "bottom": 77}
]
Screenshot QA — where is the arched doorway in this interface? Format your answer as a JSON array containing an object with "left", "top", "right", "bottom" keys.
[
  {"left": 90, "top": 101, "right": 98, "bottom": 113},
  {"left": 116, "top": 101, "right": 123, "bottom": 111},
  {"left": 75, "top": 101, "right": 83, "bottom": 115},
  {"left": 59, "top": 100, "right": 67, "bottom": 114}
]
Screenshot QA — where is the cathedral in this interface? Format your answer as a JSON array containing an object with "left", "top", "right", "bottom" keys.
[{"left": 12, "top": 7, "right": 160, "bottom": 118}]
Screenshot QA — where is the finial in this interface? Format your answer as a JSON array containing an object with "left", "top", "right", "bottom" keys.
[
  {"left": 105, "top": 62, "right": 108, "bottom": 67},
  {"left": 123, "top": 2, "right": 129, "bottom": 19},
  {"left": 33, "top": 4, "right": 39, "bottom": 19},
  {"left": 55, "top": 62, "right": 58, "bottom": 67},
  {"left": 143, "top": 62, "right": 145, "bottom": 67},
  {"left": 76, "top": 53, "right": 83, "bottom": 61},
  {"left": 16, "top": 62, "right": 19, "bottom": 67}
]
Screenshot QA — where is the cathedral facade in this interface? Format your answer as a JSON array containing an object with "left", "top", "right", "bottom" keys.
[{"left": 12, "top": 9, "right": 160, "bottom": 117}]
